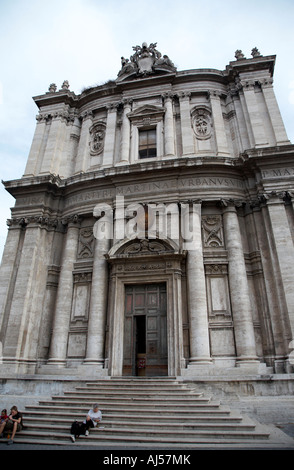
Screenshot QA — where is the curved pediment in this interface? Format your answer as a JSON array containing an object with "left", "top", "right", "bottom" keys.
[
  {"left": 107, "top": 237, "right": 179, "bottom": 259},
  {"left": 118, "top": 238, "right": 174, "bottom": 255}
]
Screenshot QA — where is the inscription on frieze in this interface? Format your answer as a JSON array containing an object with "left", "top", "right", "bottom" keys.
[
  {"left": 261, "top": 168, "right": 294, "bottom": 179},
  {"left": 64, "top": 176, "right": 245, "bottom": 208}
]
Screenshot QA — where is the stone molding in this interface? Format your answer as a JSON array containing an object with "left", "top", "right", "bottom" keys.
[{"left": 6, "top": 214, "right": 82, "bottom": 231}]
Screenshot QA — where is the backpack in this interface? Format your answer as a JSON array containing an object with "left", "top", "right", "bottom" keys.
[{"left": 70, "top": 421, "right": 84, "bottom": 437}]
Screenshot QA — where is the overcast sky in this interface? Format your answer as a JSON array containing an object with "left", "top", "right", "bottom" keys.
[{"left": 0, "top": 0, "right": 293, "bottom": 260}]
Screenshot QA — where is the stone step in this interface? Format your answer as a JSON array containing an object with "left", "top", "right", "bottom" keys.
[
  {"left": 23, "top": 418, "right": 254, "bottom": 433},
  {"left": 58, "top": 392, "right": 209, "bottom": 402},
  {"left": 23, "top": 413, "right": 243, "bottom": 425},
  {"left": 15, "top": 427, "right": 270, "bottom": 444},
  {"left": 9, "top": 435, "right": 275, "bottom": 449},
  {"left": 24, "top": 405, "right": 232, "bottom": 419},
  {"left": 75, "top": 386, "right": 199, "bottom": 395},
  {"left": 15, "top": 378, "right": 276, "bottom": 448},
  {"left": 35, "top": 400, "right": 220, "bottom": 411}
]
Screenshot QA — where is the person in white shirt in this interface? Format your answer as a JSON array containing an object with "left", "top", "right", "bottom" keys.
[{"left": 83, "top": 404, "right": 102, "bottom": 436}]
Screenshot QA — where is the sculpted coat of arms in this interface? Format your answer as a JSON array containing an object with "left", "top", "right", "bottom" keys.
[
  {"left": 117, "top": 42, "right": 176, "bottom": 80},
  {"left": 89, "top": 122, "right": 106, "bottom": 155}
]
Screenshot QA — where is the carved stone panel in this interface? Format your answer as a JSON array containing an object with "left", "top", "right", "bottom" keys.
[
  {"left": 67, "top": 332, "right": 87, "bottom": 357},
  {"left": 89, "top": 122, "right": 106, "bottom": 155},
  {"left": 71, "top": 272, "right": 92, "bottom": 321},
  {"left": 202, "top": 215, "right": 224, "bottom": 248},
  {"left": 78, "top": 228, "right": 94, "bottom": 259},
  {"left": 205, "top": 264, "right": 231, "bottom": 318},
  {"left": 192, "top": 107, "right": 212, "bottom": 140}
]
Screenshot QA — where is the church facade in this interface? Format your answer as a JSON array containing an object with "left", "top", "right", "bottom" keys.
[{"left": 1, "top": 43, "right": 294, "bottom": 379}]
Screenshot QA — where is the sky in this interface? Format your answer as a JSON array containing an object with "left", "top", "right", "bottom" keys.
[{"left": 0, "top": 0, "right": 293, "bottom": 260}]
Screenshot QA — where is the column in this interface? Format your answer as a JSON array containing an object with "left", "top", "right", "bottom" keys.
[
  {"left": 240, "top": 79, "right": 268, "bottom": 147},
  {"left": 222, "top": 203, "right": 259, "bottom": 364},
  {"left": 74, "top": 112, "right": 92, "bottom": 173},
  {"left": 209, "top": 90, "right": 230, "bottom": 156},
  {"left": 261, "top": 79, "right": 290, "bottom": 145},
  {"left": 84, "top": 221, "right": 111, "bottom": 365},
  {"left": 179, "top": 92, "right": 194, "bottom": 156},
  {"left": 163, "top": 93, "right": 175, "bottom": 157},
  {"left": 183, "top": 203, "right": 211, "bottom": 365},
  {"left": 120, "top": 100, "right": 132, "bottom": 163},
  {"left": 48, "top": 216, "right": 80, "bottom": 366},
  {"left": 103, "top": 103, "right": 117, "bottom": 166},
  {"left": 266, "top": 193, "right": 294, "bottom": 343}
]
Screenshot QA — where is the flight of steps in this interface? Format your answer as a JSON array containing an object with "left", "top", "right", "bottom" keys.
[{"left": 14, "top": 377, "right": 287, "bottom": 448}]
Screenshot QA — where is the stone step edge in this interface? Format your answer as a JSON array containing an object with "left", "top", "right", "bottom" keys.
[
  {"left": 72, "top": 389, "right": 202, "bottom": 396},
  {"left": 14, "top": 429, "right": 270, "bottom": 442},
  {"left": 23, "top": 414, "right": 242, "bottom": 422},
  {"left": 25, "top": 403, "right": 227, "bottom": 412},
  {"left": 51, "top": 396, "right": 210, "bottom": 403},
  {"left": 23, "top": 420, "right": 254, "bottom": 431},
  {"left": 9, "top": 436, "right": 277, "bottom": 449}
]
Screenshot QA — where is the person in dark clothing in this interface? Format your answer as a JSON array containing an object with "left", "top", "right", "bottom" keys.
[{"left": 0, "top": 406, "right": 23, "bottom": 445}]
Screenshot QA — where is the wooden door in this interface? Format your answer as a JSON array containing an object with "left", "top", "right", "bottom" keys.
[{"left": 123, "top": 284, "right": 167, "bottom": 376}]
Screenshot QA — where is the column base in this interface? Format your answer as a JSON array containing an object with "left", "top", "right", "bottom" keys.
[
  {"left": 46, "top": 359, "right": 67, "bottom": 368},
  {"left": 83, "top": 359, "right": 105, "bottom": 366},
  {"left": 181, "top": 359, "right": 272, "bottom": 377}
]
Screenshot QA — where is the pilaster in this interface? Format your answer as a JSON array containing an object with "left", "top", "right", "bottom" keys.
[
  {"left": 178, "top": 92, "right": 194, "bottom": 156},
  {"left": 103, "top": 103, "right": 118, "bottom": 166},
  {"left": 74, "top": 111, "right": 93, "bottom": 173},
  {"left": 1, "top": 218, "right": 54, "bottom": 372},
  {"left": 163, "top": 93, "right": 175, "bottom": 157},
  {"left": 260, "top": 78, "right": 290, "bottom": 145},
  {"left": 265, "top": 192, "right": 294, "bottom": 351},
  {"left": 39, "top": 111, "right": 69, "bottom": 175},
  {"left": 120, "top": 100, "right": 132, "bottom": 163},
  {"left": 23, "top": 115, "right": 48, "bottom": 177},
  {"left": 209, "top": 90, "right": 230, "bottom": 156},
  {"left": 239, "top": 79, "right": 268, "bottom": 147}
]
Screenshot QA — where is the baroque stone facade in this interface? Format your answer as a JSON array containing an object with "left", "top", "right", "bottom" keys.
[{"left": 0, "top": 43, "right": 294, "bottom": 379}]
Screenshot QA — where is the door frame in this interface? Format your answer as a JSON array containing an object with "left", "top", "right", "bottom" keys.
[
  {"left": 123, "top": 283, "right": 168, "bottom": 377},
  {"left": 106, "top": 238, "right": 187, "bottom": 377}
]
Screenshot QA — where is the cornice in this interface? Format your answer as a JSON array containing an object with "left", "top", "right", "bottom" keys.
[
  {"left": 225, "top": 55, "right": 276, "bottom": 80},
  {"left": 238, "top": 145, "right": 294, "bottom": 169},
  {"left": 31, "top": 55, "right": 277, "bottom": 114}
]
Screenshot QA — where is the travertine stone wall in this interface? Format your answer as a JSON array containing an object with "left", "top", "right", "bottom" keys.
[{"left": 1, "top": 51, "right": 293, "bottom": 377}]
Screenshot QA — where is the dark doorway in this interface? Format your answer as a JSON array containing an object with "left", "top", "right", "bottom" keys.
[
  {"left": 134, "top": 315, "right": 146, "bottom": 376},
  {"left": 123, "top": 283, "right": 168, "bottom": 376}
]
